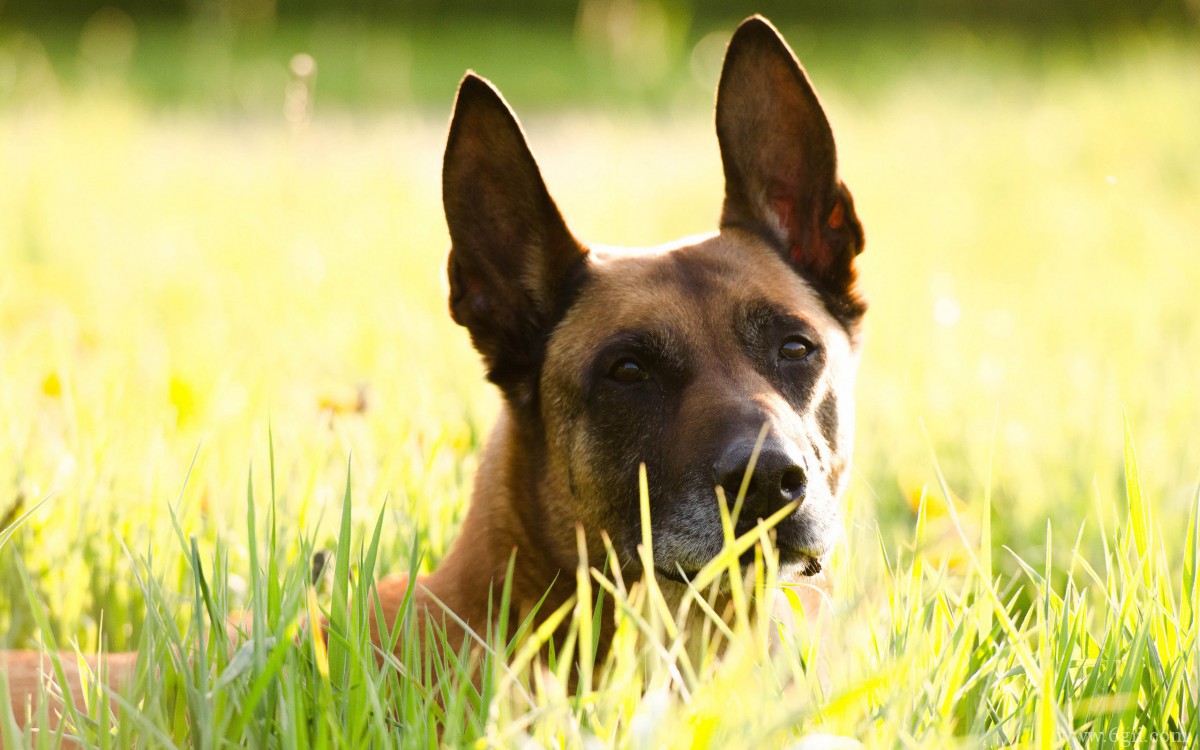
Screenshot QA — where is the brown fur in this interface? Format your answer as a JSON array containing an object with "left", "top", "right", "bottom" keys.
[
  {"left": 2, "top": 651, "right": 136, "bottom": 739},
  {"left": 2, "top": 15, "right": 864, "bottom": 741}
]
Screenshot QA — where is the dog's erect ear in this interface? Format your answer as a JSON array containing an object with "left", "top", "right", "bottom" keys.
[
  {"left": 716, "top": 16, "right": 865, "bottom": 323},
  {"left": 443, "top": 74, "right": 587, "bottom": 403}
]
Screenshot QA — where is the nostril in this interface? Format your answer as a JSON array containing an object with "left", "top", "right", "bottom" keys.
[
  {"left": 714, "top": 460, "right": 758, "bottom": 500},
  {"left": 779, "top": 466, "right": 806, "bottom": 500}
]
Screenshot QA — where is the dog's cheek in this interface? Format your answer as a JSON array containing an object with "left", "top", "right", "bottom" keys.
[
  {"left": 776, "top": 488, "right": 837, "bottom": 559},
  {"left": 575, "top": 387, "right": 670, "bottom": 548},
  {"left": 768, "top": 353, "right": 825, "bottom": 420},
  {"left": 771, "top": 350, "right": 856, "bottom": 499},
  {"left": 794, "top": 431, "right": 848, "bottom": 553},
  {"left": 809, "top": 372, "right": 858, "bottom": 503}
]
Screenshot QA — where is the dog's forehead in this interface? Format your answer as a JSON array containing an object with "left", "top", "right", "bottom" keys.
[{"left": 552, "top": 232, "right": 848, "bottom": 359}]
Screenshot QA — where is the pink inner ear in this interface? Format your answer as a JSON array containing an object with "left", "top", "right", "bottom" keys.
[
  {"left": 828, "top": 201, "right": 844, "bottom": 229},
  {"left": 773, "top": 194, "right": 833, "bottom": 275},
  {"left": 770, "top": 196, "right": 796, "bottom": 239}
]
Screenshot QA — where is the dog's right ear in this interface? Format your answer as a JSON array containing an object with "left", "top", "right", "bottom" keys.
[{"left": 442, "top": 74, "right": 587, "bottom": 405}]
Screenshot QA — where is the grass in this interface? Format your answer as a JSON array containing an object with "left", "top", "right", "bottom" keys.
[{"left": 1, "top": 18, "right": 1199, "bottom": 749}]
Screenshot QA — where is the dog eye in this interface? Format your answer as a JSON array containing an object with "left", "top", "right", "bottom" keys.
[
  {"left": 608, "top": 358, "right": 649, "bottom": 383},
  {"left": 779, "top": 336, "right": 812, "bottom": 360}
]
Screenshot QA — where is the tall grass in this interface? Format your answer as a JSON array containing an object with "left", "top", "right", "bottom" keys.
[
  {"left": 1, "top": 22, "right": 1198, "bottom": 749},
  {"left": 2, "top": 429, "right": 1196, "bottom": 747}
]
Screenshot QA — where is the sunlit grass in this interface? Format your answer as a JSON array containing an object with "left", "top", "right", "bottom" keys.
[
  {"left": 1, "top": 24, "right": 1198, "bottom": 748},
  {"left": 3, "top": 431, "right": 1196, "bottom": 747}
]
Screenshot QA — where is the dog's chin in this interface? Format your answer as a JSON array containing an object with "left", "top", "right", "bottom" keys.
[
  {"left": 652, "top": 545, "right": 824, "bottom": 589},
  {"left": 779, "top": 553, "right": 824, "bottom": 578}
]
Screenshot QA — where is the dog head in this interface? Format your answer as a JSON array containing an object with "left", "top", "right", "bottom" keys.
[{"left": 442, "top": 16, "right": 865, "bottom": 584}]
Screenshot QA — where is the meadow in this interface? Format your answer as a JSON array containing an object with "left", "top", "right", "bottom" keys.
[{"left": 1, "top": 15, "right": 1198, "bottom": 748}]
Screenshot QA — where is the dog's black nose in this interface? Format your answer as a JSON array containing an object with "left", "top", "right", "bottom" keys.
[{"left": 712, "top": 439, "right": 806, "bottom": 521}]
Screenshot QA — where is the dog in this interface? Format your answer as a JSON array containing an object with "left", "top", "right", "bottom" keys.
[
  {"left": 368, "top": 13, "right": 865, "bottom": 659},
  {"left": 3, "top": 14, "right": 865, "bottom": 737}
]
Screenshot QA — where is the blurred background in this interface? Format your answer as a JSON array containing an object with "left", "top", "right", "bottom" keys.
[
  {"left": 1, "top": 1, "right": 1198, "bottom": 649},
  {"left": 1, "top": 0, "right": 1198, "bottom": 110}
]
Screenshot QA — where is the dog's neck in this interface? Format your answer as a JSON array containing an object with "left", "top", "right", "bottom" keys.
[{"left": 388, "top": 405, "right": 576, "bottom": 651}]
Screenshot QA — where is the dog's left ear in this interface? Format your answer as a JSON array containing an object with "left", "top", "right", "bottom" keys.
[
  {"left": 442, "top": 73, "right": 587, "bottom": 405},
  {"left": 716, "top": 16, "right": 865, "bottom": 322}
]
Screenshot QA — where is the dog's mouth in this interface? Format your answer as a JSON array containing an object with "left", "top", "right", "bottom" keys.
[{"left": 654, "top": 546, "right": 822, "bottom": 585}]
